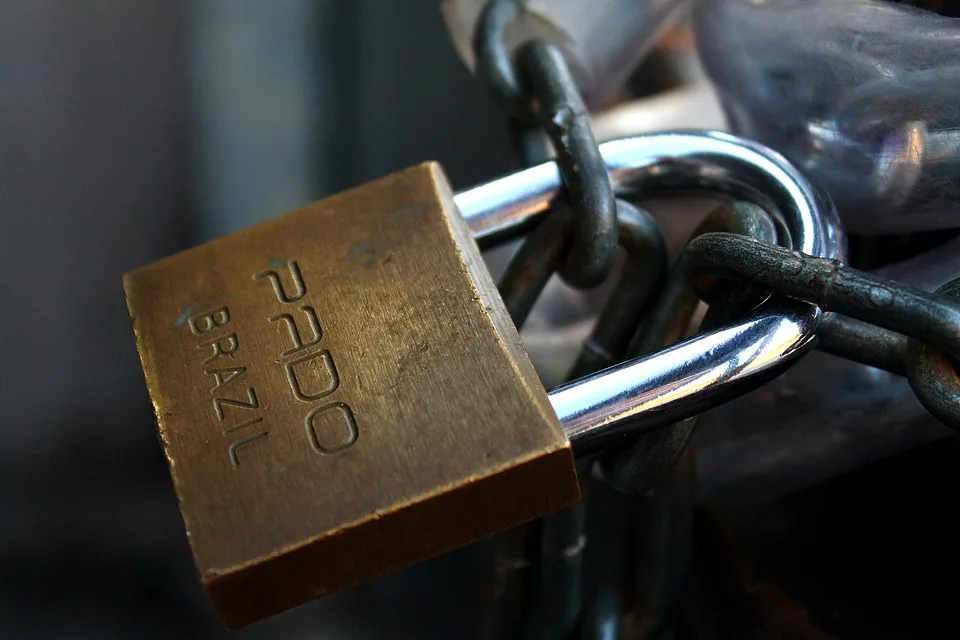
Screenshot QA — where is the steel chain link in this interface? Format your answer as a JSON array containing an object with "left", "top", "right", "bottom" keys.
[
  {"left": 472, "top": 2, "right": 960, "bottom": 638},
  {"left": 474, "top": 0, "right": 618, "bottom": 289},
  {"left": 682, "top": 233, "right": 960, "bottom": 431},
  {"left": 472, "top": 0, "right": 960, "bottom": 443}
]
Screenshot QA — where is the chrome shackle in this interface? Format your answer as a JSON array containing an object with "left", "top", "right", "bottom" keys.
[{"left": 455, "top": 130, "right": 845, "bottom": 455}]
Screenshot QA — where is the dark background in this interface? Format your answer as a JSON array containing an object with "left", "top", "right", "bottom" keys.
[{"left": 0, "top": 2, "right": 515, "bottom": 637}]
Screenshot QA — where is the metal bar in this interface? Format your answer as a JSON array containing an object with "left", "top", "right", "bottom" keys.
[
  {"left": 552, "top": 299, "right": 820, "bottom": 456},
  {"left": 456, "top": 130, "right": 843, "bottom": 259}
]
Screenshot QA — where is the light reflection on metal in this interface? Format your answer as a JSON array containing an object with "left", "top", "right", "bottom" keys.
[
  {"left": 455, "top": 131, "right": 841, "bottom": 456},
  {"left": 550, "top": 302, "right": 818, "bottom": 455}
]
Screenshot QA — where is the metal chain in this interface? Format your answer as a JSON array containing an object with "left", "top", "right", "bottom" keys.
[
  {"left": 488, "top": 200, "right": 665, "bottom": 640},
  {"left": 682, "top": 232, "right": 960, "bottom": 430},
  {"left": 471, "top": 4, "right": 959, "bottom": 638},
  {"left": 473, "top": 0, "right": 536, "bottom": 121},
  {"left": 473, "top": 9, "right": 630, "bottom": 633},
  {"left": 473, "top": 5, "right": 621, "bottom": 631},
  {"left": 493, "top": 216, "right": 960, "bottom": 639},
  {"left": 584, "top": 202, "right": 780, "bottom": 640},
  {"left": 474, "top": 0, "right": 618, "bottom": 288},
  {"left": 599, "top": 201, "right": 782, "bottom": 496}
]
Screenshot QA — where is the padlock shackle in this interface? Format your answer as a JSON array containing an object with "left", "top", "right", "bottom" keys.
[
  {"left": 457, "top": 130, "right": 842, "bottom": 258},
  {"left": 550, "top": 299, "right": 820, "bottom": 456},
  {"left": 454, "top": 130, "right": 845, "bottom": 456}
]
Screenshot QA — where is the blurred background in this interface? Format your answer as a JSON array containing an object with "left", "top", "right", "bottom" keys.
[
  {"left": 0, "top": 2, "right": 515, "bottom": 637},
  {"left": 3, "top": 1, "right": 960, "bottom": 638}
]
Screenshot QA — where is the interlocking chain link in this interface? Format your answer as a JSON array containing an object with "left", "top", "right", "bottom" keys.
[
  {"left": 473, "top": 8, "right": 627, "bottom": 632},
  {"left": 470, "top": 3, "right": 960, "bottom": 640},
  {"left": 599, "top": 201, "right": 781, "bottom": 496},
  {"left": 474, "top": 0, "right": 960, "bottom": 436},
  {"left": 489, "top": 199, "right": 665, "bottom": 640},
  {"left": 474, "top": 0, "right": 618, "bottom": 288},
  {"left": 683, "top": 233, "right": 960, "bottom": 431}
]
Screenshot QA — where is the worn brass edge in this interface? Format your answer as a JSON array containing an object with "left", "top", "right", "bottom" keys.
[
  {"left": 200, "top": 439, "right": 576, "bottom": 582},
  {"left": 425, "top": 162, "right": 566, "bottom": 436},
  {"left": 122, "top": 275, "right": 209, "bottom": 567}
]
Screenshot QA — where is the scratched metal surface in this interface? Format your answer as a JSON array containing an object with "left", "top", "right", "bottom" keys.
[{"left": 124, "top": 164, "right": 578, "bottom": 628}]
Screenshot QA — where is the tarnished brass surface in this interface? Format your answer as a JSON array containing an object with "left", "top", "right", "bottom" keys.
[{"left": 123, "top": 163, "right": 579, "bottom": 628}]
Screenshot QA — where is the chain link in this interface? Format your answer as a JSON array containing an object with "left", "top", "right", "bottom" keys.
[
  {"left": 599, "top": 201, "right": 780, "bottom": 495},
  {"left": 474, "top": 0, "right": 618, "bottom": 288},
  {"left": 474, "top": 7, "right": 624, "bottom": 631},
  {"left": 471, "top": 4, "right": 960, "bottom": 639},
  {"left": 492, "top": 199, "right": 665, "bottom": 640},
  {"left": 683, "top": 232, "right": 960, "bottom": 430},
  {"left": 474, "top": 0, "right": 536, "bottom": 121}
]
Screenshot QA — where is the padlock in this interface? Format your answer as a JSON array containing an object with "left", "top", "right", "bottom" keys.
[
  {"left": 124, "top": 131, "right": 840, "bottom": 628},
  {"left": 125, "top": 162, "right": 580, "bottom": 629}
]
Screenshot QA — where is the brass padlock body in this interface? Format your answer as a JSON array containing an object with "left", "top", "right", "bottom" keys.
[{"left": 124, "top": 163, "right": 579, "bottom": 628}]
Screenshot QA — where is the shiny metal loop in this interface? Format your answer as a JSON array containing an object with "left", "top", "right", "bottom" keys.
[
  {"left": 907, "top": 279, "right": 960, "bottom": 431},
  {"left": 551, "top": 298, "right": 822, "bottom": 456},
  {"left": 518, "top": 40, "right": 619, "bottom": 288},
  {"left": 473, "top": 0, "right": 536, "bottom": 121},
  {"left": 455, "top": 131, "right": 843, "bottom": 455},
  {"left": 599, "top": 202, "right": 778, "bottom": 495},
  {"left": 457, "top": 131, "right": 844, "bottom": 260}
]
